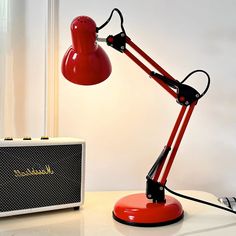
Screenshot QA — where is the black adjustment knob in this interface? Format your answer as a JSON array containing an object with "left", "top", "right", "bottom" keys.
[
  {"left": 4, "top": 137, "right": 13, "bottom": 141},
  {"left": 23, "top": 137, "right": 31, "bottom": 140},
  {"left": 41, "top": 136, "right": 49, "bottom": 140}
]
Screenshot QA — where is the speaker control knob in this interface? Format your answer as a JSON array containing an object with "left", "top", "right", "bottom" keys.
[
  {"left": 4, "top": 137, "right": 13, "bottom": 141},
  {"left": 23, "top": 137, "right": 31, "bottom": 140},
  {"left": 41, "top": 136, "right": 49, "bottom": 140}
]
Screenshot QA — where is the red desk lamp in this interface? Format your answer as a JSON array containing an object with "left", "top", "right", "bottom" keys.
[{"left": 62, "top": 9, "right": 210, "bottom": 226}]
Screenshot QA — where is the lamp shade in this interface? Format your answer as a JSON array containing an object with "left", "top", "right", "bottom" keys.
[{"left": 61, "top": 16, "right": 112, "bottom": 85}]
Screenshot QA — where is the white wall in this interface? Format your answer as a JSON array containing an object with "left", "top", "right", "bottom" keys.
[{"left": 58, "top": 0, "right": 236, "bottom": 196}]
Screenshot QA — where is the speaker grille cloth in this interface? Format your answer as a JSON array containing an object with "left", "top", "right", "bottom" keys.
[{"left": 0, "top": 144, "right": 82, "bottom": 212}]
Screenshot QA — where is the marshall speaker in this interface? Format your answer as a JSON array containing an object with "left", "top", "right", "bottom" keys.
[{"left": 0, "top": 137, "right": 85, "bottom": 217}]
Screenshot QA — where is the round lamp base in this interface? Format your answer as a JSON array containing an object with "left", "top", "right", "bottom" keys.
[{"left": 113, "top": 193, "right": 184, "bottom": 227}]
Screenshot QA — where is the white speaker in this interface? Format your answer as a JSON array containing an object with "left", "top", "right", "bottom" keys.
[{"left": 0, "top": 137, "right": 85, "bottom": 217}]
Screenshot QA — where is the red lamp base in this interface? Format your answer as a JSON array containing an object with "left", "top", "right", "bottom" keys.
[{"left": 113, "top": 193, "right": 184, "bottom": 227}]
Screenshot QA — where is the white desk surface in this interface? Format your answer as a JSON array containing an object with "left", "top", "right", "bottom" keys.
[{"left": 1, "top": 190, "right": 236, "bottom": 236}]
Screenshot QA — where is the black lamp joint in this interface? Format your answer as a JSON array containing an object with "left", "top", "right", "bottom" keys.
[
  {"left": 146, "top": 178, "right": 166, "bottom": 203},
  {"left": 106, "top": 32, "right": 127, "bottom": 53},
  {"left": 177, "top": 84, "right": 200, "bottom": 106},
  {"left": 150, "top": 71, "right": 200, "bottom": 106}
]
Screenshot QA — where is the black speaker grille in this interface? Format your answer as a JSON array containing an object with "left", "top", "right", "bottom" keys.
[{"left": 0, "top": 144, "right": 83, "bottom": 212}]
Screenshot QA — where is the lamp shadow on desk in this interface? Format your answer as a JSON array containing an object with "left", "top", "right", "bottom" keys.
[
  {"left": 113, "top": 211, "right": 236, "bottom": 236},
  {"left": 113, "top": 214, "right": 184, "bottom": 236}
]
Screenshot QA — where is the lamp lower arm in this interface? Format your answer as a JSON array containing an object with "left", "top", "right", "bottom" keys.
[{"left": 146, "top": 146, "right": 171, "bottom": 180}]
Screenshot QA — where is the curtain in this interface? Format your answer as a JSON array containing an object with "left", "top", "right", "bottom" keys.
[
  {"left": 0, "top": 0, "right": 14, "bottom": 136},
  {"left": 0, "top": 0, "right": 51, "bottom": 138}
]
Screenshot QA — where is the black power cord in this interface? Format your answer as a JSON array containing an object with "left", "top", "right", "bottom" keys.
[
  {"left": 96, "top": 8, "right": 126, "bottom": 35},
  {"left": 164, "top": 185, "right": 236, "bottom": 215}
]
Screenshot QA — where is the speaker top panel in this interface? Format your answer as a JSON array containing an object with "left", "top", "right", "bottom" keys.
[{"left": 0, "top": 137, "right": 85, "bottom": 147}]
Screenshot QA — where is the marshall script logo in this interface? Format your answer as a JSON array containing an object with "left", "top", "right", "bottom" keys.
[{"left": 14, "top": 165, "right": 55, "bottom": 178}]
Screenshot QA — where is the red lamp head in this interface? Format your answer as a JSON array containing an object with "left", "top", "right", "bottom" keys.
[{"left": 61, "top": 16, "right": 112, "bottom": 85}]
